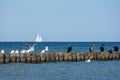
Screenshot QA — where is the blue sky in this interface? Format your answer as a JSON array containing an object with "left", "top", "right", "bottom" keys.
[{"left": 0, "top": 0, "right": 120, "bottom": 42}]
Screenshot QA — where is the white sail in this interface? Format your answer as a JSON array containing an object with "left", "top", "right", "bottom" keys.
[{"left": 35, "top": 34, "right": 42, "bottom": 42}]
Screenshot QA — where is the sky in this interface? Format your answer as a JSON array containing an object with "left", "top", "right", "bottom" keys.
[{"left": 0, "top": 0, "right": 120, "bottom": 42}]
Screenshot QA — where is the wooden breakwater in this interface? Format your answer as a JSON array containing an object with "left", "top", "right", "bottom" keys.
[{"left": 0, "top": 52, "right": 120, "bottom": 64}]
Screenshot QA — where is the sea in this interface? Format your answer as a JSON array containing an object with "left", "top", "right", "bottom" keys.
[{"left": 0, "top": 42, "right": 120, "bottom": 80}]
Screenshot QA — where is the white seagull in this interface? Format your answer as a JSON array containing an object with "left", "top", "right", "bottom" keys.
[
  {"left": 20, "top": 44, "right": 36, "bottom": 54},
  {"left": 45, "top": 46, "right": 48, "bottom": 52},
  {"left": 86, "top": 59, "right": 91, "bottom": 62},
  {"left": 85, "top": 56, "right": 93, "bottom": 63},
  {"left": 41, "top": 49, "right": 45, "bottom": 53},
  {"left": 15, "top": 50, "right": 19, "bottom": 54},
  {"left": 0, "top": 49, "right": 5, "bottom": 54},
  {"left": 10, "top": 50, "right": 15, "bottom": 54},
  {"left": 41, "top": 46, "right": 48, "bottom": 53}
]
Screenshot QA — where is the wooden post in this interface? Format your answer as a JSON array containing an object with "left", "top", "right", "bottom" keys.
[
  {"left": 26, "top": 53, "right": 31, "bottom": 63},
  {"left": 68, "top": 53, "right": 72, "bottom": 62},
  {"left": 115, "top": 52, "right": 120, "bottom": 60},
  {"left": 59, "top": 53, "right": 64, "bottom": 62},
  {"left": 10, "top": 53, "right": 17, "bottom": 62},
  {"left": 55, "top": 53, "right": 59, "bottom": 62},
  {"left": 31, "top": 54, "right": 37, "bottom": 63},
  {"left": 84, "top": 53, "right": 89, "bottom": 60},
  {"left": 80, "top": 53, "right": 85, "bottom": 61},
  {"left": 40, "top": 53, "right": 46, "bottom": 63},
  {"left": 20, "top": 53, "right": 27, "bottom": 63},
  {"left": 108, "top": 53, "right": 113, "bottom": 60},
  {"left": 50, "top": 53, "right": 55, "bottom": 62},
  {"left": 5, "top": 54, "right": 10, "bottom": 63},
  {"left": 63, "top": 53, "right": 69, "bottom": 62},
  {"left": 96, "top": 53, "right": 102, "bottom": 61},
  {"left": 16, "top": 53, "right": 20, "bottom": 62},
  {"left": 36, "top": 53, "right": 41, "bottom": 63},
  {"left": 76, "top": 53, "right": 81, "bottom": 61},
  {"left": 0, "top": 54, "right": 5, "bottom": 64},
  {"left": 45, "top": 53, "right": 50, "bottom": 62},
  {"left": 72, "top": 53, "right": 77, "bottom": 62}
]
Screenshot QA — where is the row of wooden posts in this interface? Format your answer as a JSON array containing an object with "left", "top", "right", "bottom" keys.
[{"left": 0, "top": 52, "right": 120, "bottom": 64}]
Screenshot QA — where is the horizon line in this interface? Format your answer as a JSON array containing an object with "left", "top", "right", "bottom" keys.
[{"left": 0, "top": 40, "right": 120, "bottom": 42}]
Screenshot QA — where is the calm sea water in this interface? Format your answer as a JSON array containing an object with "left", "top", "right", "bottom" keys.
[
  {"left": 0, "top": 42, "right": 120, "bottom": 80},
  {"left": 0, "top": 61, "right": 120, "bottom": 80}
]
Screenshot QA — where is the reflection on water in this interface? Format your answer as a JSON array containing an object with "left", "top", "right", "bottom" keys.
[{"left": 0, "top": 61, "right": 120, "bottom": 80}]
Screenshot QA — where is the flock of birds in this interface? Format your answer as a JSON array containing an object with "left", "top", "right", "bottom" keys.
[
  {"left": 0, "top": 44, "right": 92, "bottom": 62},
  {"left": 0, "top": 44, "right": 48, "bottom": 54}
]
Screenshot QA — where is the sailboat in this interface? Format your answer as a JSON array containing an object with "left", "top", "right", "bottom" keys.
[{"left": 35, "top": 34, "right": 43, "bottom": 42}]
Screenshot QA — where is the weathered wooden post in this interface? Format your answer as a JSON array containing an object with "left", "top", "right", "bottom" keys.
[
  {"left": 96, "top": 52, "right": 102, "bottom": 61},
  {"left": 50, "top": 53, "right": 55, "bottom": 62},
  {"left": 114, "top": 52, "right": 120, "bottom": 60},
  {"left": 112, "top": 52, "right": 120, "bottom": 60},
  {"left": 36, "top": 53, "right": 41, "bottom": 63},
  {"left": 80, "top": 53, "right": 85, "bottom": 61},
  {"left": 40, "top": 53, "right": 46, "bottom": 63},
  {"left": 104, "top": 53, "right": 109, "bottom": 60},
  {"left": 0, "top": 54, "right": 5, "bottom": 64},
  {"left": 31, "top": 54, "right": 37, "bottom": 63},
  {"left": 26, "top": 53, "right": 31, "bottom": 63},
  {"left": 76, "top": 53, "right": 81, "bottom": 61},
  {"left": 112, "top": 53, "right": 116, "bottom": 60},
  {"left": 63, "top": 53, "right": 69, "bottom": 62},
  {"left": 5, "top": 54, "right": 10, "bottom": 63},
  {"left": 88, "top": 53, "right": 94, "bottom": 60},
  {"left": 84, "top": 52, "right": 89, "bottom": 60},
  {"left": 72, "top": 53, "right": 77, "bottom": 62},
  {"left": 55, "top": 53, "right": 59, "bottom": 62},
  {"left": 89, "top": 52, "right": 96, "bottom": 60},
  {"left": 10, "top": 53, "right": 17, "bottom": 62},
  {"left": 100, "top": 52, "right": 106, "bottom": 61},
  {"left": 16, "top": 53, "right": 20, "bottom": 62},
  {"left": 68, "top": 53, "right": 72, "bottom": 62},
  {"left": 108, "top": 53, "right": 113, "bottom": 60},
  {"left": 59, "top": 53, "right": 64, "bottom": 62},
  {"left": 45, "top": 53, "right": 50, "bottom": 62},
  {"left": 20, "top": 53, "right": 27, "bottom": 63},
  {"left": 106, "top": 53, "right": 111, "bottom": 60}
]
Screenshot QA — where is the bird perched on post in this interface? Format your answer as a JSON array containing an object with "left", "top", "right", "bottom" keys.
[
  {"left": 41, "top": 46, "right": 49, "bottom": 53},
  {"left": 113, "top": 46, "right": 119, "bottom": 52},
  {"left": 0, "top": 49, "right": 5, "bottom": 54},
  {"left": 67, "top": 45, "right": 72, "bottom": 53},
  {"left": 89, "top": 44, "right": 94, "bottom": 52},
  {"left": 100, "top": 44, "right": 105, "bottom": 52}
]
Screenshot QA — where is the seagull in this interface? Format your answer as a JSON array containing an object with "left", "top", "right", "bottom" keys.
[
  {"left": 28, "top": 44, "right": 36, "bottom": 53},
  {"left": 41, "top": 48, "right": 45, "bottom": 53},
  {"left": 45, "top": 46, "right": 48, "bottom": 52},
  {"left": 86, "top": 59, "right": 91, "bottom": 62},
  {"left": 15, "top": 50, "right": 19, "bottom": 54},
  {"left": 0, "top": 49, "right": 5, "bottom": 54},
  {"left": 85, "top": 56, "right": 93, "bottom": 63},
  {"left": 20, "top": 44, "right": 36, "bottom": 54},
  {"left": 20, "top": 50, "right": 26, "bottom": 54},
  {"left": 41, "top": 46, "right": 49, "bottom": 53},
  {"left": 10, "top": 50, "right": 15, "bottom": 54}
]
